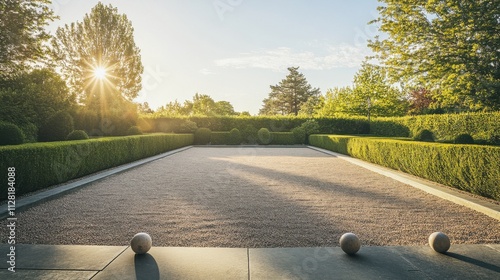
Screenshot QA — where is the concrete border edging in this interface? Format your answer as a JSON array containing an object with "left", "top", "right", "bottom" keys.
[
  {"left": 308, "top": 146, "right": 500, "bottom": 221},
  {"left": 0, "top": 146, "right": 193, "bottom": 220}
]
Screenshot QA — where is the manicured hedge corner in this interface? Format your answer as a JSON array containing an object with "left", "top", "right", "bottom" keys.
[
  {"left": 310, "top": 135, "right": 500, "bottom": 201},
  {"left": 0, "top": 133, "right": 193, "bottom": 200}
]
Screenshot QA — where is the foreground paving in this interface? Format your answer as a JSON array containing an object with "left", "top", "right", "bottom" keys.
[{"left": 1, "top": 244, "right": 499, "bottom": 279}]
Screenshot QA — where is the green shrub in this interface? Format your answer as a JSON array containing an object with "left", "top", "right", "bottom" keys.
[
  {"left": 310, "top": 135, "right": 500, "bottom": 200},
  {"left": 490, "top": 134, "right": 500, "bottom": 146},
  {"left": 66, "top": 130, "right": 89, "bottom": 141},
  {"left": 228, "top": 128, "right": 241, "bottom": 145},
  {"left": 413, "top": 129, "right": 434, "bottom": 142},
  {"left": 194, "top": 128, "right": 211, "bottom": 144},
  {"left": 301, "top": 120, "right": 320, "bottom": 135},
  {"left": 177, "top": 120, "right": 198, "bottom": 133},
  {"left": 454, "top": 134, "right": 474, "bottom": 144},
  {"left": 257, "top": 128, "right": 272, "bottom": 145},
  {"left": 270, "top": 132, "right": 296, "bottom": 145},
  {"left": 292, "top": 127, "right": 307, "bottom": 144},
  {"left": 210, "top": 131, "right": 229, "bottom": 145},
  {"left": 0, "top": 122, "right": 24, "bottom": 145},
  {"left": 241, "top": 124, "right": 258, "bottom": 144},
  {"left": 0, "top": 134, "right": 194, "bottom": 200},
  {"left": 39, "top": 111, "right": 74, "bottom": 142},
  {"left": 126, "top": 126, "right": 143, "bottom": 136}
]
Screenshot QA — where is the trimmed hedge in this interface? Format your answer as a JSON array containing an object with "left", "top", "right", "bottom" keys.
[
  {"left": 310, "top": 134, "right": 500, "bottom": 200},
  {"left": 0, "top": 133, "right": 193, "bottom": 200},
  {"left": 140, "top": 116, "right": 370, "bottom": 135},
  {"left": 210, "top": 131, "right": 296, "bottom": 145},
  {"left": 370, "top": 112, "right": 500, "bottom": 143}
]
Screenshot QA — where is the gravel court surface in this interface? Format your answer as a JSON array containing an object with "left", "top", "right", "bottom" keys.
[{"left": 1, "top": 147, "right": 499, "bottom": 247}]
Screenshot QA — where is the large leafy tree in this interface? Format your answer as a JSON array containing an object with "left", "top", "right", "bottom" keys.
[
  {"left": 260, "top": 67, "right": 320, "bottom": 115},
  {"left": 51, "top": 2, "right": 143, "bottom": 108},
  {"left": 370, "top": 0, "right": 500, "bottom": 110},
  {"left": 0, "top": 69, "right": 74, "bottom": 141},
  {"left": 0, "top": 0, "right": 56, "bottom": 78},
  {"left": 315, "top": 63, "right": 408, "bottom": 118}
]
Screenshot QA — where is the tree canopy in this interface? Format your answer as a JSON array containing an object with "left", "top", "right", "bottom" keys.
[
  {"left": 0, "top": 0, "right": 56, "bottom": 78},
  {"left": 155, "top": 94, "right": 238, "bottom": 116},
  {"left": 51, "top": 2, "right": 143, "bottom": 106},
  {"left": 369, "top": 0, "right": 500, "bottom": 111},
  {"left": 260, "top": 67, "right": 320, "bottom": 115}
]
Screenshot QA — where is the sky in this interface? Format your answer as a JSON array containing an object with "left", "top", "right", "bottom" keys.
[{"left": 47, "top": 0, "right": 382, "bottom": 115}]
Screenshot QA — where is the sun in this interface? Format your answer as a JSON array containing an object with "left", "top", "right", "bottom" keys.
[{"left": 93, "top": 67, "right": 107, "bottom": 79}]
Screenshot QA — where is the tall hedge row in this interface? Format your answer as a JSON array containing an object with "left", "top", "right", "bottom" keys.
[
  {"left": 309, "top": 135, "right": 500, "bottom": 201},
  {"left": 139, "top": 116, "right": 370, "bottom": 135},
  {"left": 370, "top": 112, "right": 500, "bottom": 142},
  {"left": 209, "top": 131, "right": 297, "bottom": 145},
  {"left": 0, "top": 134, "right": 193, "bottom": 200}
]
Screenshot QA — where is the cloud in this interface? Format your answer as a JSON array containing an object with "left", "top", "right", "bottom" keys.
[
  {"left": 215, "top": 45, "right": 370, "bottom": 71},
  {"left": 199, "top": 68, "right": 216, "bottom": 75}
]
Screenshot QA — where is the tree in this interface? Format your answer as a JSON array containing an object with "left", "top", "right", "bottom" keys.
[
  {"left": 214, "top": 101, "right": 237, "bottom": 116},
  {"left": 192, "top": 93, "right": 216, "bottom": 115},
  {"left": 352, "top": 63, "right": 408, "bottom": 117},
  {"left": 0, "top": 68, "right": 74, "bottom": 141},
  {"left": 369, "top": 0, "right": 500, "bottom": 110},
  {"left": 315, "top": 64, "right": 408, "bottom": 118},
  {"left": 407, "top": 88, "right": 434, "bottom": 115},
  {"left": 0, "top": 0, "right": 57, "bottom": 78},
  {"left": 260, "top": 67, "right": 320, "bottom": 115},
  {"left": 314, "top": 87, "right": 355, "bottom": 117},
  {"left": 51, "top": 2, "right": 143, "bottom": 107}
]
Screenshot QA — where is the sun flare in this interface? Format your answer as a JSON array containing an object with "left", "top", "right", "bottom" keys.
[{"left": 93, "top": 67, "right": 107, "bottom": 79}]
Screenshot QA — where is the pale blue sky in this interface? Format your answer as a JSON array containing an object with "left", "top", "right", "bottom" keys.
[{"left": 48, "top": 0, "right": 381, "bottom": 114}]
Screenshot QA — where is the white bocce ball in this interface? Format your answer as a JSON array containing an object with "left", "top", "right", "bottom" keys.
[
  {"left": 131, "top": 232, "right": 152, "bottom": 254},
  {"left": 340, "top": 233, "right": 361, "bottom": 255},
  {"left": 428, "top": 232, "right": 450, "bottom": 253}
]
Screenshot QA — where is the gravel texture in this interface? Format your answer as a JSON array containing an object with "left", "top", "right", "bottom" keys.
[{"left": 1, "top": 147, "right": 499, "bottom": 247}]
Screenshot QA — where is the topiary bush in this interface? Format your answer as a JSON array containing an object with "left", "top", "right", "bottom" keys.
[
  {"left": 257, "top": 128, "right": 272, "bottom": 145},
  {"left": 291, "top": 127, "right": 307, "bottom": 144},
  {"left": 228, "top": 128, "right": 241, "bottom": 145},
  {"left": 0, "top": 122, "right": 24, "bottom": 145},
  {"left": 177, "top": 120, "right": 198, "bottom": 133},
  {"left": 126, "top": 126, "right": 143, "bottom": 136},
  {"left": 454, "top": 133, "right": 474, "bottom": 144},
  {"left": 66, "top": 130, "right": 89, "bottom": 141},
  {"left": 413, "top": 129, "right": 434, "bottom": 142},
  {"left": 194, "top": 128, "right": 211, "bottom": 144},
  {"left": 38, "top": 111, "right": 74, "bottom": 142},
  {"left": 241, "top": 124, "right": 258, "bottom": 144}
]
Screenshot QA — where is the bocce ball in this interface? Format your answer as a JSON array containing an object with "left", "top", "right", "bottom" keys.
[
  {"left": 340, "top": 232, "right": 361, "bottom": 255},
  {"left": 428, "top": 232, "right": 450, "bottom": 253},
  {"left": 131, "top": 232, "right": 152, "bottom": 254}
]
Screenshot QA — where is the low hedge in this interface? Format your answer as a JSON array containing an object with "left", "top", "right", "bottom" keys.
[
  {"left": 0, "top": 133, "right": 193, "bottom": 200},
  {"left": 209, "top": 131, "right": 296, "bottom": 145},
  {"left": 309, "top": 134, "right": 500, "bottom": 200},
  {"left": 370, "top": 112, "right": 500, "bottom": 143}
]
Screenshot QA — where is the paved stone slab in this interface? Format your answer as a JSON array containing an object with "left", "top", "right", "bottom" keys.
[
  {"left": 250, "top": 245, "right": 500, "bottom": 279},
  {"left": 93, "top": 247, "right": 248, "bottom": 280},
  {"left": 396, "top": 244, "right": 500, "bottom": 279},
  {"left": 0, "top": 269, "right": 97, "bottom": 280},
  {"left": 0, "top": 244, "right": 126, "bottom": 270},
  {"left": 249, "top": 247, "right": 426, "bottom": 280}
]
